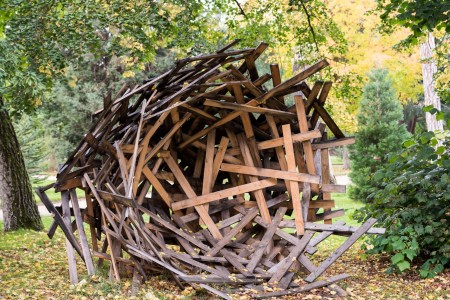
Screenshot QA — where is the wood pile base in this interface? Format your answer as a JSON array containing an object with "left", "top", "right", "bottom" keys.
[{"left": 37, "top": 40, "right": 384, "bottom": 299}]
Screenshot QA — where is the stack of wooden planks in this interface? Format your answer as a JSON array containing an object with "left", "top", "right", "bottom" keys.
[{"left": 37, "top": 40, "right": 384, "bottom": 299}]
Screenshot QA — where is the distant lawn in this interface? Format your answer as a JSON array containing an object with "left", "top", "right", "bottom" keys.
[
  {"left": 331, "top": 192, "right": 364, "bottom": 225},
  {"left": 330, "top": 155, "right": 343, "bottom": 165}
]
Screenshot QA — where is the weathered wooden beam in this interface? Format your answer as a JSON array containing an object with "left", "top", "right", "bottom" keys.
[
  {"left": 220, "top": 163, "right": 320, "bottom": 184},
  {"left": 305, "top": 218, "right": 378, "bottom": 282},
  {"left": 171, "top": 178, "right": 277, "bottom": 211}
]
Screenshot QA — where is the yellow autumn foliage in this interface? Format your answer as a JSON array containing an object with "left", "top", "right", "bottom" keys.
[
  {"left": 122, "top": 70, "right": 135, "bottom": 78},
  {"left": 327, "top": 0, "right": 422, "bottom": 103}
]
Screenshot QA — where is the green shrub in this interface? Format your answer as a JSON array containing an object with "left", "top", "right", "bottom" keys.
[
  {"left": 349, "top": 69, "right": 410, "bottom": 203},
  {"left": 356, "top": 128, "right": 450, "bottom": 277}
]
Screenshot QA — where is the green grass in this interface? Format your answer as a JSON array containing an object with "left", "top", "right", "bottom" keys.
[
  {"left": 283, "top": 191, "right": 363, "bottom": 233},
  {"left": 330, "top": 155, "right": 343, "bottom": 165},
  {"left": 331, "top": 192, "right": 364, "bottom": 225},
  {"left": 0, "top": 216, "right": 54, "bottom": 238}
]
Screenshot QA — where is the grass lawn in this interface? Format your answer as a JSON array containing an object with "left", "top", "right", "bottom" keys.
[{"left": 1, "top": 195, "right": 449, "bottom": 299}]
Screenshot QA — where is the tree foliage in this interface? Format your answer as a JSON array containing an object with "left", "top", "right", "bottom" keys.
[
  {"left": 0, "top": 0, "right": 222, "bottom": 112},
  {"left": 356, "top": 126, "right": 450, "bottom": 276},
  {"left": 13, "top": 113, "right": 48, "bottom": 180},
  {"left": 376, "top": 0, "right": 450, "bottom": 45},
  {"left": 42, "top": 51, "right": 177, "bottom": 162},
  {"left": 374, "top": 0, "right": 450, "bottom": 104},
  {"left": 349, "top": 69, "right": 410, "bottom": 202}
]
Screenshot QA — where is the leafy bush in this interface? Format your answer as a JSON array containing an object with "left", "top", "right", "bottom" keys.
[{"left": 357, "top": 127, "right": 450, "bottom": 277}]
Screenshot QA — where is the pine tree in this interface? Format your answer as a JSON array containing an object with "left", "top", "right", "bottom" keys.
[{"left": 349, "top": 69, "right": 410, "bottom": 202}]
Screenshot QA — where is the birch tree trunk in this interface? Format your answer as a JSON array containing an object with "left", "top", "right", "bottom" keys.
[
  {"left": 420, "top": 32, "right": 444, "bottom": 131},
  {"left": 0, "top": 99, "right": 43, "bottom": 231}
]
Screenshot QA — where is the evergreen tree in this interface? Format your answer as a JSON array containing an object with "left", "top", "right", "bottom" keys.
[{"left": 349, "top": 69, "right": 410, "bottom": 202}]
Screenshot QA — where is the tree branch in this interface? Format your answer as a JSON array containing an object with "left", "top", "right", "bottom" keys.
[
  {"left": 299, "top": 0, "right": 319, "bottom": 52},
  {"left": 233, "top": 0, "right": 247, "bottom": 19}
]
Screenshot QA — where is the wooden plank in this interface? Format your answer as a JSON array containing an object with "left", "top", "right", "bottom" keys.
[
  {"left": 310, "top": 101, "right": 345, "bottom": 138},
  {"left": 312, "top": 137, "right": 355, "bottom": 150},
  {"left": 308, "top": 200, "right": 335, "bottom": 209},
  {"left": 171, "top": 178, "right": 277, "bottom": 211},
  {"left": 255, "top": 130, "right": 322, "bottom": 151},
  {"left": 237, "top": 134, "right": 271, "bottom": 223},
  {"left": 97, "top": 190, "right": 136, "bottom": 207},
  {"left": 177, "top": 101, "right": 252, "bottom": 149},
  {"left": 84, "top": 192, "right": 98, "bottom": 252},
  {"left": 305, "top": 81, "right": 324, "bottom": 114},
  {"left": 35, "top": 188, "right": 84, "bottom": 258},
  {"left": 144, "top": 112, "right": 191, "bottom": 162},
  {"left": 270, "top": 64, "right": 284, "bottom": 104},
  {"left": 146, "top": 63, "right": 223, "bottom": 118},
  {"left": 282, "top": 124, "right": 304, "bottom": 235},
  {"left": 251, "top": 215, "right": 316, "bottom": 254},
  {"left": 133, "top": 112, "right": 170, "bottom": 196},
  {"left": 298, "top": 254, "right": 317, "bottom": 272},
  {"left": 193, "top": 149, "right": 205, "bottom": 178},
  {"left": 127, "top": 246, "right": 233, "bottom": 300},
  {"left": 61, "top": 190, "right": 79, "bottom": 284},
  {"left": 166, "top": 249, "right": 228, "bottom": 278},
  {"left": 302, "top": 182, "right": 312, "bottom": 222},
  {"left": 55, "top": 177, "right": 83, "bottom": 192},
  {"left": 310, "top": 82, "right": 332, "bottom": 127},
  {"left": 203, "top": 99, "right": 296, "bottom": 118},
  {"left": 294, "top": 96, "right": 316, "bottom": 175},
  {"left": 238, "top": 42, "right": 268, "bottom": 74},
  {"left": 201, "top": 230, "right": 256, "bottom": 277},
  {"left": 141, "top": 167, "right": 172, "bottom": 207},
  {"left": 305, "top": 218, "right": 378, "bottom": 282},
  {"left": 202, "top": 130, "right": 216, "bottom": 216},
  {"left": 180, "top": 198, "right": 244, "bottom": 223},
  {"left": 69, "top": 189, "right": 95, "bottom": 276},
  {"left": 278, "top": 221, "right": 386, "bottom": 235},
  {"left": 211, "top": 137, "right": 230, "bottom": 186},
  {"left": 264, "top": 115, "right": 292, "bottom": 199},
  {"left": 206, "top": 208, "right": 259, "bottom": 257},
  {"left": 306, "top": 220, "right": 346, "bottom": 254},
  {"left": 268, "top": 231, "right": 314, "bottom": 283},
  {"left": 138, "top": 205, "right": 211, "bottom": 252},
  {"left": 179, "top": 275, "right": 263, "bottom": 284},
  {"left": 314, "top": 209, "right": 345, "bottom": 221},
  {"left": 126, "top": 102, "right": 148, "bottom": 198},
  {"left": 182, "top": 48, "right": 254, "bottom": 63},
  {"left": 182, "top": 133, "right": 242, "bottom": 164},
  {"left": 114, "top": 141, "right": 130, "bottom": 191},
  {"left": 246, "top": 207, "right": 287, "bottom": 272},
  {"left": 220, "top": 163, "right": 320, "bottom": 184},
  {"left": 253, "top": 274, "right": 350, "bottom": 299},
  {"left": 321, "top": 139, "right": 332, "bottom": 224},
  {"left": 322, "top": 184, "right": 346, "bottom": 193},
  {"left": 163, "top": 154, "right": 223, "bottom": 239},
  {"left": 256, "top": 60, "right": 329, "bottom": 103}
]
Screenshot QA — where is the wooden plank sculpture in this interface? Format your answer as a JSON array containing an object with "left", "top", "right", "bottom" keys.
[{"left": 37, "top": 40, "right": 385, "bottom": 299}]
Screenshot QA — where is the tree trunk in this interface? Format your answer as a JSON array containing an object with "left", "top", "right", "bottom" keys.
[
  {"left": 0, "top": 99, "right": 43, "bottom": 231},
  {"left": 342, "top": 146, "right": 350, "bottom": 170},
  {"left": 420, "top": 32, "right": 444, "bottom": 131}
]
